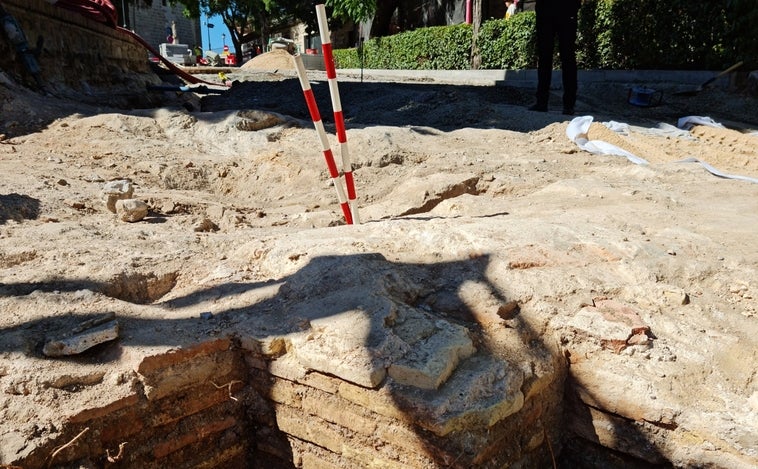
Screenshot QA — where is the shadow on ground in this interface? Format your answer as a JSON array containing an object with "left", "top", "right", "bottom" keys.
[
  {"left": 3, "top": 71, "right": 757, "bottom": 140},
  {"left": 0, "top": 193, "right": 40, "bottom": 224},
  {"left": 1, "top": 251, "right": 667, "bottom": 467}
]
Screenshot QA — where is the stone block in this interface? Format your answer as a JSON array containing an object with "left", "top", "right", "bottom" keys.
[
  {"left": 137, "top": 339, "right": 232, "bottom": 375},
  {"left": 374, "top": 420, "right": 429, "bottom": 454},
  {"left": 275, "top": 404, "right": 345, "bottom": 455},
  {"left": 337, "top": 380, "right": 410, "bottom": 423},
  {"left": 267, "top": 354, "right": 342, "bottom": 395},
  {"left": 387, "top": 319, "right": 475, "bottom": 390},
  {"left": 266, "top": 377, "right": 304, "bottom": 408},
  {"left": 301, "top": 388, "right": 378, "bottom": 436},
  {"left": 391, "top": 355, "right": 525, "bottom": 436},
  {"left": 288, "top": 307, "right": 388, "bottom": 388},
  {"left": 136, "top": 339, "right": 235, "bottom": 401}
]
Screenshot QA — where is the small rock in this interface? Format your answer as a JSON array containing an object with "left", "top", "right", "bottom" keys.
[
  {"left": 83, "top": 174, "right": 105, "bottom": 182},
  {"left": 64, "top": 199, "right": 86, "bottom": 210},
  {"left": 626, "top": 333, "right": 651, "bottom": 347},
  {"left": 43, "top": 313, "right": 119, "bottom": 357},
  {"left": 161, "top": 201, "right": 176, "bottom": 214},
  {"left": 662, "top": 288, "right": 690, "bottom": 306},
  {"left": 194, "top": 218, "right": 219, "bottom": 232},
  {"left": 103, "top": 180, "right": 134, "bottom": 213},
  {"left": 235, "top": 110, "right": 286, "bottom": 131},
  {"left": 115, "top": 199, "right": 148, "bottom": 222}
]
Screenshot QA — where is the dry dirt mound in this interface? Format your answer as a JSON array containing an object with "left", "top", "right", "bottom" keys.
[
  {"left": 586, "top": 121, "right": 758, "bottom": 178},
  {"left": 241, "top": 49, "right": 296, "bottom": 71}
]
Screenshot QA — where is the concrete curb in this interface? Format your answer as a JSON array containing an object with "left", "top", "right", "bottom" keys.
[
  {"left": 334, "top": 68, "right": 728, "bottom": 88},
  {"left": 187, "top": 65, "right": 738, "bottom": 91}
]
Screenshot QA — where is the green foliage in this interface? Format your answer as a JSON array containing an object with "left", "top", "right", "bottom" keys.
[
  {"left": 334, "top": 0, "right": 747, "bottom": 71},
  {"left": 332, "top": 47, "right": 360, "bottom": 69},
  {"left": 578, "top": 0, "right": 736, "bottom": 70},
  {"left": 326, "top": 0, "right": 376, "bottom": 23},
  {"left": 334, "top": 24, "right": 472, "bottom": 70},
  {"left": 725, "top": 0, "right": 758, "bottom": 66},
  {"left": 478, "top": 13, "right": 537, "bottom": 69}
]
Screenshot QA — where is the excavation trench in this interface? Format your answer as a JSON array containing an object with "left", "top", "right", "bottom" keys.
[{"left": 9, "top": 334, "right": 664, "bottom": 469}]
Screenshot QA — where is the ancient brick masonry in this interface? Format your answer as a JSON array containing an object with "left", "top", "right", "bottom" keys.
[
  {"left": 14, "top": 339, "right": 249, "bottom": 468},
  {"left": 244, "top": 343, "right": 566, "bottom": 468}
]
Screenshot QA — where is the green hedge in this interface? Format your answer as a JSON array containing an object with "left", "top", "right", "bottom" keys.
[
  {"left": 333, "top": 0, "right": 755, "bottom": 71},
  {"left": 577, "top": 0, "right": 733, "bottom": 69},
  {"left": 334, "top": 24, "right": 472, "bottom": 70},
  {"left": 478, "top": 13, "right": 537, "bottom": 69}
]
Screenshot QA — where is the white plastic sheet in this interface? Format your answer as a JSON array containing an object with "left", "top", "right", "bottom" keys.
[
  {"left": 566, "top": 116, "right": 758, "bottom": 184},
  {"left": 565, "top": 116, "right": 649, "bottom": 165},
  {"left": 677, "top": 116, "right": 726, "bottom": 130}
]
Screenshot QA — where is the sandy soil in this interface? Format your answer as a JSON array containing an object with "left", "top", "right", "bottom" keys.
[{"left": 1, "top": 52, "right": 758, "bottom": 466}]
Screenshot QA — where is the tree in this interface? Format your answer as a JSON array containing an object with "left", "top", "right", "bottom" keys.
[
  {"left": 726, "top": 0, "right": 758, "bottom": 66},
  {"left": 171, "top": 0, "right": 377, "bottom": 61},
  {"left": 326, "top": 0, "right": 376, "bottom": 23},
  {"left": 470, "top": 0, "right": 482, "bottom": 69},
  {"left": 170, "top": 0, "right": 261, "bottom": 62}
]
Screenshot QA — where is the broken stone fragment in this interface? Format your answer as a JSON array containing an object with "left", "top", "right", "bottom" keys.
[
  {"left": 115, "top": 198, "right": 148, "bottom": 222},
  {"left": 569, "top": 297, "right": 658, "bottom": 354},
  {"left": 496, "top": 300, "right": 520, "bottom": 320},
  {"left": 43, "top": 313, "right": 119, "bottom": 357},
  {"left": 626, "top": 332, "right": 651, "bottom": 347},
  {"left": 193, "top": 217, "right": 219, "bottom": 232},
  {"left": 102, "top": 179, "right": 134, "bottom": 213}
]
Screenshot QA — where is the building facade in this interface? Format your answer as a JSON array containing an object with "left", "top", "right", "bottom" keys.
[{"left": 120, "top": 0, "right": 202, "bottom": 51}]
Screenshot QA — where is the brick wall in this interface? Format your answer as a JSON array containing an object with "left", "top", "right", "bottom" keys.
[
  {"left": 246, "top": 351, "right": 566, "bottom": 468},
  {"left": 13, "top": 339, "right": 251, "bottom": 468},
  {"left": 8, "top": 334, "right": 566, "bottom": 468}
]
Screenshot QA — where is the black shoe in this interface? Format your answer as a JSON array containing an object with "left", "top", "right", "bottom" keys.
[
  {"left": 562, "top": 107, "right": 575, "bottom": 116},
  {"left": 528, "top": 103, "right": 547, "bottom": 112}
]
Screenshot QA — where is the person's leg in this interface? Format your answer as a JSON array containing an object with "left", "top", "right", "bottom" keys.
[
  {"left": 533, "top": 15, "right": 555, "bottom": 111},
  {"left": 557, "top": 15, "right": 578, "bottom": 114}
]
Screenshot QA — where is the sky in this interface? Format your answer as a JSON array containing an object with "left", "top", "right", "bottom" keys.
[{"left": 201, "top": 12, "right": 229, "bottom": 53}]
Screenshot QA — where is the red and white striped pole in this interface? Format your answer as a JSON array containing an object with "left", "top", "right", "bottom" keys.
[
  {"left": 292, "top": 54, "right": 353, "bottom": 225},
  {"left": 316, "top": 4, "right": 360, "bottom": 224}
]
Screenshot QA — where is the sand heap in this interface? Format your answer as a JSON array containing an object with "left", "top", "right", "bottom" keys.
[{"left": 242, "top": 49, "right": 296, "bottom": 71}]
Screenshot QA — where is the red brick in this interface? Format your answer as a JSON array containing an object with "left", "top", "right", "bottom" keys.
[
  {"left": 137, "top": 339, "right": 232, "bottom": 375},
  {"left": 99, "top": 411, "right": 146, "bottom": 443},
  {"left": 68, "top": 394, "right": 141, "bottom": 424},
  {"left": 150, "top": 384, "right": 240, "bottom": 427},
  {"left": 153, "top": 416, "right": 237, "bottom": 459}
]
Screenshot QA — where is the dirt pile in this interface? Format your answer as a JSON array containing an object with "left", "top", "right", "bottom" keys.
[{"left": 241, "top": 49, "right": 296, "bottom": 71}]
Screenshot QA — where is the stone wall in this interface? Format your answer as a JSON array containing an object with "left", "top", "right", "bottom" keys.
[
  {"left": 1, "top": 0, "right": 161, "bottom": 106},
  {"left": 245, "top": 347, "right": 566, "bottom": 468},
  {"left": 128, "top": 2, "right": 203, "bottom": 53}
]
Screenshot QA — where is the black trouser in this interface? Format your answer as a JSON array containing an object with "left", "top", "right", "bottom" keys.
[{"left": 535, "top": 11, "right": 578, "bottom": 110}]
